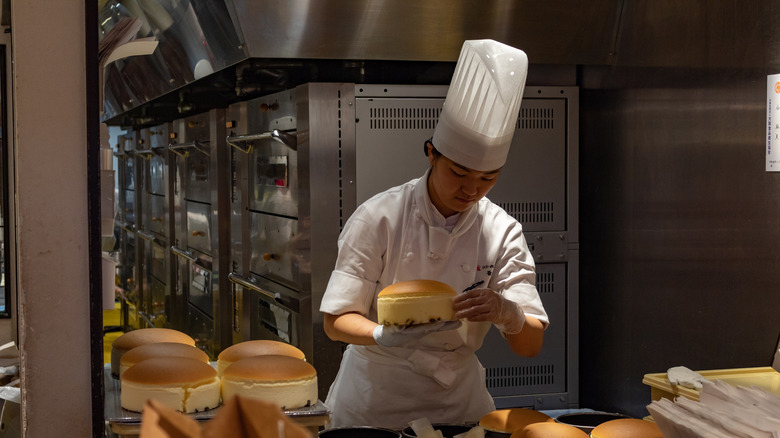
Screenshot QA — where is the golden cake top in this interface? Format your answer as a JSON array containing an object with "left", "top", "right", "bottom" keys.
[
  {"left": 113, "top": 328, "right": 195, "bottom": 351},
  {"left": 218, "top": 340, "right": 305, "bottom": 363},
  {"left": 378, "top": 280, "right": 457, "bottom": 298},
  {"left": 222, "top": 355, "right": 316, "bottom": 382},
  {"left": 121, "top": 357, "right": 217, "bottom": 386}
]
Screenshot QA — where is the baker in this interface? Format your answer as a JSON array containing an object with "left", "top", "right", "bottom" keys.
[{"left": 319, "top": 39, "right": 549, "bottom": 429}]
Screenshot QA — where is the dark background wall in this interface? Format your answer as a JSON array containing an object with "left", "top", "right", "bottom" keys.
[{"left": 577, "top": 67, "right": 780, "bottom": 418}]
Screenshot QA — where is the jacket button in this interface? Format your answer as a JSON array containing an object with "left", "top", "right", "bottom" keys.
[
  {"left": 444, "top": 343, "right": 455, "bottom": 350},
  {"left": 461, "top": 265, "right": 471, "bottom": 272}
]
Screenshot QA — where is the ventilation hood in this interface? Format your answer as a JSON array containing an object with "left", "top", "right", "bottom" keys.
[{"left": 99, "top": 0, "right": 780, "bottom": 127}]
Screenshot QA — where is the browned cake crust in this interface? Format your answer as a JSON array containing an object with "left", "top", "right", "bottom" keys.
[
  {"left": 590, "top": 419, "right": 663, "bottom": 438},
  {"left": 121, "top": 342, "right": 209, "bottom": 368},
  {"left": 218, "top": 340, "right": 305, "bottom": 363},
  {"left": 480, "top": 408, "right": 553, "bottom": 433},
  {"left": 113, "top": 328, "right": 195, "bottom": 351},
  {"left": 222, "top": 355, "right": 316, "bottom": 382},
  {"left": 513, "top": 422, "right": 589, "bottom": 438},
  {"left": 377, "top": 279, "right": 457, "bottom": 298},
  {"left": 122, "top": 357, "right": 217, "bottom": 386}
]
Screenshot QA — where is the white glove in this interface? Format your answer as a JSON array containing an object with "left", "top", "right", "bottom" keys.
[
  {"left": 372, "top": 320, "right": 462, "bottom": 347},
  {"left": 494, "top": 294, "right": 526, "bottom": 335},
  {"left": 667, "top": 366, "right": 706, "bottom": 390},
  {"left": 454, "top": 289, "right": 526, "bottom": 335}
]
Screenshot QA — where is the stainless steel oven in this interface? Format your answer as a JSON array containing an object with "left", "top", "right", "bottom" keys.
[
  {"left": 135, "top": 124, "right": 172, "bottom": 328},
  {"left": 115, "top": 132, "right": 139, "bottom": 330},
  {"left": 167, "top": 110, "right": 233, "bottom": 358}
]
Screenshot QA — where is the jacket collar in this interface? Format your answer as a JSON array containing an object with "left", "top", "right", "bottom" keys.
[{"left": 413, "top": 169, "right": 478, "bottom": 259}]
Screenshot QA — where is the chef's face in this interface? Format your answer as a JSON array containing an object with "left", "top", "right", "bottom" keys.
[{"left": 426, "top": 143, "right": 501, "bottom": 217}]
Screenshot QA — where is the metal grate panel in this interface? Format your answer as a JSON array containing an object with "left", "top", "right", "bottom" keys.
[
  {"left": 479, "top": 263, "right": 567, "bottom": 397},
  {"left": 536, "top": 271, "right": 555, "bottom": 294},
  {"left": 486, "top": 364, "right": 556, "bottom": 389},
  {"left": 369, "top": 106, "right": 440, "bottom": 130},
  {"left": 520, "top": 106, "right": 556, "bottom": 130},
  {"left": 498, "top": 201, "right": 556, "bottom": 226}
]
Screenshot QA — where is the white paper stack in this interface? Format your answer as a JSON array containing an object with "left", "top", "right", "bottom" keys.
[{"left": 647, "top": 379, "right": 780, "bottom": 438}]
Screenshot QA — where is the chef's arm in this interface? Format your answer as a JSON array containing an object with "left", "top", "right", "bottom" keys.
[
  {"left": 505, "top": 315, "right": 544, "bottom": 357},
  {"left": 323, "top": 311, "right": 378, "bottom": 345},
  {"left": 453, "top": 288, "right": 545, "bottom": 357}
]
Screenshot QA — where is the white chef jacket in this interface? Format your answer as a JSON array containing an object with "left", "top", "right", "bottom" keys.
[{"left": 319, "top": 169, "right": 548, "bottom": 429}]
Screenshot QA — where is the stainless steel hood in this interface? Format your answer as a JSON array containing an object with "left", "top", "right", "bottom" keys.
[{"left": 99, "top": 0, "right": 780, "bottom": 127}]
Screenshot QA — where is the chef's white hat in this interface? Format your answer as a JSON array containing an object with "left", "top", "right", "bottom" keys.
[{"left": 432, "top": 39, "right": 528, "bottom": 171}]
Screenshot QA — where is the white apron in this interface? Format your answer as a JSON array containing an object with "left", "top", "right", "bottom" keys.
[{"left": 324, "top": 323, "right": 495, "bottom": 429}]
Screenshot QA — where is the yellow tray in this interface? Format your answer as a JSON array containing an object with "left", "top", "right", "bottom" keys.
[{"left": 643, "top": 366, "right": 780, "bottom": 402}]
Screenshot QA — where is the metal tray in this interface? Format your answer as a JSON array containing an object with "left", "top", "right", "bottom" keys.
[{"left": 103, "top": 364, "right": 330, "bottom": 424}]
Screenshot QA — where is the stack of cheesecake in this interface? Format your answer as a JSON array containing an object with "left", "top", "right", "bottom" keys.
[{"left": 110, "top": 328, "right": 317, "bottom": 414}]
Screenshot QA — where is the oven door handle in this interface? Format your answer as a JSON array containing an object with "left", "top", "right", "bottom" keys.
[
  {"left": 116, "top": 221, "right": 136, "bottom": 233},
  {"left": 168, "top": 140, "right": 210, "bottom": 158},
  {"left": 136, "top": 230, "right": 156, "bottom": 242},
  {"left": 228, "top": 273, "right": 299, "bottom": 313},
  {"left": 226, "top": 129, "right": 297, "bottom": 153},
  {"left": 170, "top": 245, "right": 198, "bottom": 263}
]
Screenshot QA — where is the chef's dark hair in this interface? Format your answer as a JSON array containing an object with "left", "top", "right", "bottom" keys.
[{"left": 424, "top": 138, "right": 442, "bottom": 158}]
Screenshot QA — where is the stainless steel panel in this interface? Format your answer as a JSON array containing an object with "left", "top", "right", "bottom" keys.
[
  {"left": 140, "top": 276, "right": 168, "bottom": 328},
  {"left": 149, "top": 123, "right": 171, "bottom": 150},
  {"left": 489, "top": 98, "right": 567, "bottom": 232},
  {"left": 117, "top": 228, "right": 137, "bottom": 297},
  {"left": 146, "top": 154, "right": 167, "bottom": 196},
  {"left": 100, "top": 0, "right": 622, "bottom": 122},
  {"left": 354, "top": 86, "right": 570, "bottom": 232},
  {"left": 118, "top": 133, "right": 135, "bottom": 153},
  {"left": 354, "top": 95, "right": 443, "bottom": 203},
  {"left": 187, "top": 303, "right": 217, "bottom": 358},
  {"left": 149, "top": 238, "right": 168, "bottom": 284},
  {"left": 100, "top": 0, "right": 245, "bottom": 121},
  {"left": 186, "top": 201, "right": 212, "bottom": 255},
  {"left": 123, "top": 189, "right": 135, "bottom": 225},
  {"left": 147, "top": 194, "right": 167, "bottom": 237},
  {"left": 233, "top": 0, "right": 620, "bottom": 64},
  {"left": 171, "top": 249, "right": 189, "bottom": 330},
  {"left": 122, "top": 155, "right": 135, "bottom": 191},
  {"left": 578, "top": 70, "right": 780, "bottom": 417},
  {"left": 177, "top": 112, "right": 212, "bottom": 204},
  {"left": 249, "top": 146, "right": 299, "bottom": 216},
  {"left": 478, "top": 263, "right": 567, "bottom": 408},
  {"left": 247, "top": 275, "right": 302, "bottom": 346},
  {"left": 227, "top": 93, "right": 299, "bottom": 218},
  {"left": 189, "top": 261, "right": 213, "bottom": 319},
  {"left": 614, "top": 2, "right": 780, "bottom": 69},
  {"left": 118, "top": 228, "right": 140, "bottom": 331},
  {"left": 249, "top": 212, "right": 302, "bottom": 289}
]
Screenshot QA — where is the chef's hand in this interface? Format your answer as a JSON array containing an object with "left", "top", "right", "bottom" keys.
[
  {"left": 372, "top": 320, "right": 462, "bottom": 347},
  {"left": 453, "top": 288, "right": 526, "bottom": 334}
]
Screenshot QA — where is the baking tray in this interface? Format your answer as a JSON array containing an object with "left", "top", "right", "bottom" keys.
[
  {"left": 104, "top": 364, "right": 330, "bottom": 424},
  {"left": 642, "top": 366, "right": 780, "bottom": 402}
]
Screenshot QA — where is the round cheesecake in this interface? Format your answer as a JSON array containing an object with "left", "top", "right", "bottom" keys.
[
  {"left": 110, "top": 328, "right": 195, "bottom": 377},
  {"left": 377, "top": 280, "right": 457, "bottom": 326},
  {"left": 480, "top": 408, "right": 553, "bottom": 434},
  {"left": 221, "top": 355, "right": 317, "bottom": 410},
  {"left": 121, "top": 357, "right": 220, "bottom": 414},
  {"left": 513, "top": 422, "right": 588, "bottom": 438},
  {"left": 590, "top": 419, "right": 663, "bottom": 438},
  {"left": 119, "top": 342, "right": 209, "bottom": 377},
  {"left": 217, "top": 340, "right": 305, "bottom": 377}
]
